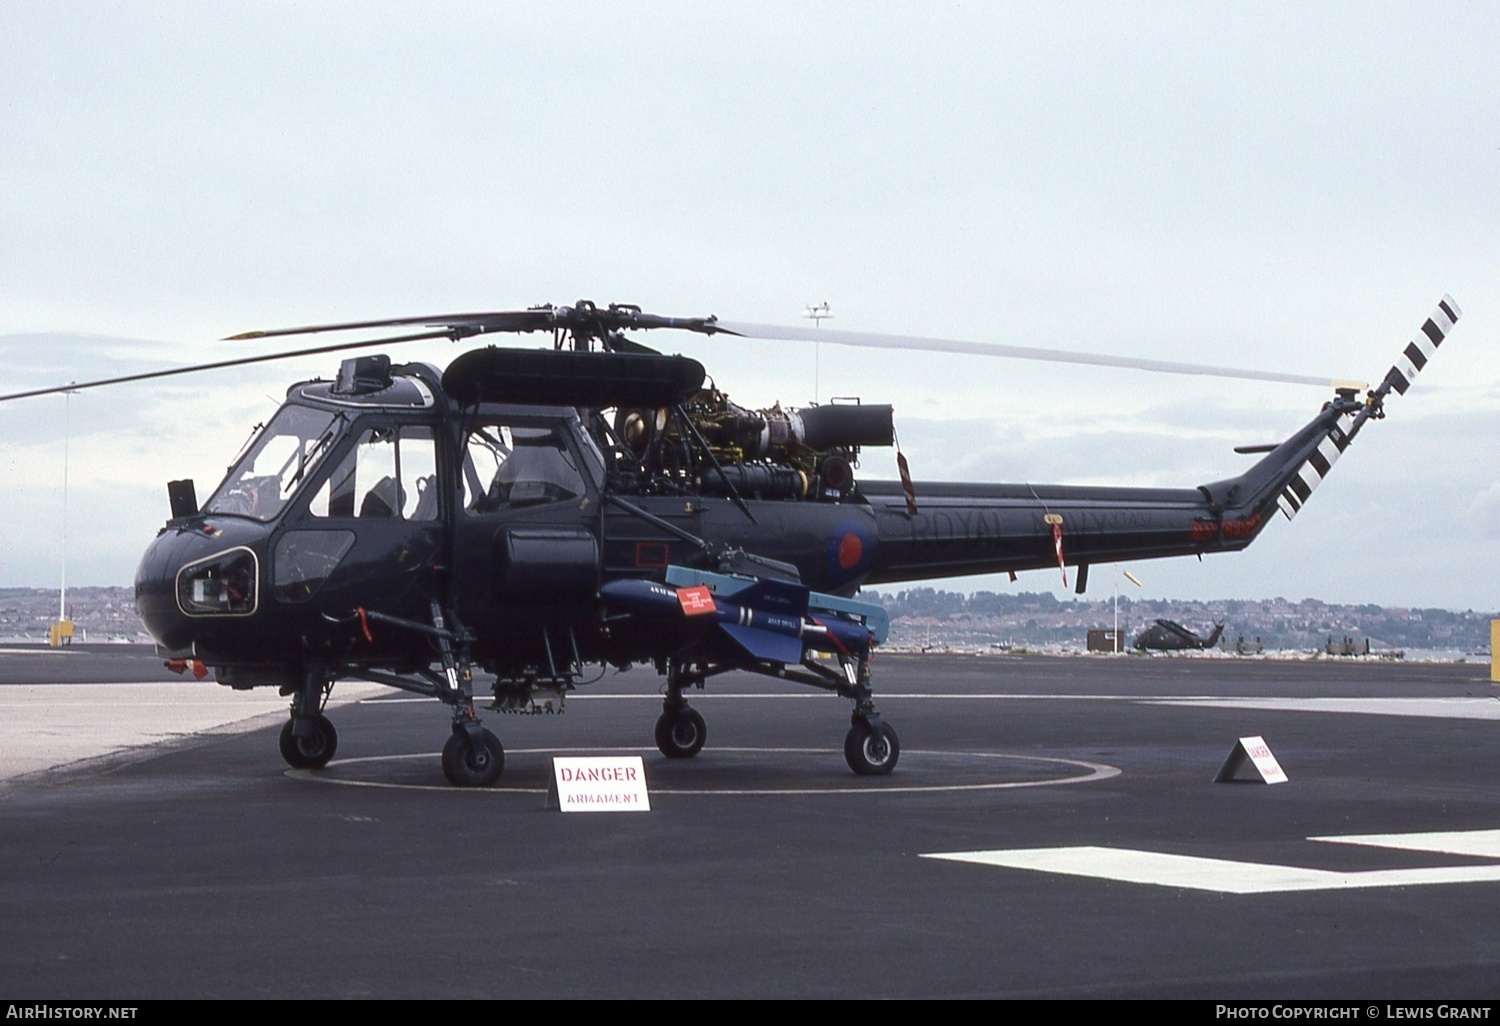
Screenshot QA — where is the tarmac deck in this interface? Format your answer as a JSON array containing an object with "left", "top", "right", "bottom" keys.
[{"left": 1, "top": 647, "right": 1498, "bottom": 999}]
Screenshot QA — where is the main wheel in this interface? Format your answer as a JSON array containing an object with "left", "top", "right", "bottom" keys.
[
  {"left": 279, "top": 714, "right": 338, "bottom": 769},
  {"left": 844, "top": 721, "right": 900, "bottom": 776},
  {"left": 654, "top": 707, "right": 707, "bottom": 759},
  {"left": 441, "top": 728, "right": 505, "bottom": 787}
]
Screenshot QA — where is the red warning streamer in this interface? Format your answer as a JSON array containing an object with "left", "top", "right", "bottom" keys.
[{"left": 894, "top": 428, "right": 917, "bottom": 517}]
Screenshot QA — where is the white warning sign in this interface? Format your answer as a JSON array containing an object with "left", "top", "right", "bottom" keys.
[{"left": 549, "top": 756, "right": 651, "bottom": 812}]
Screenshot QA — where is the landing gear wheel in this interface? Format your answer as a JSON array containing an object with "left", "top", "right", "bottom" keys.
[
  {"left": 844, "top": 721, "right": 899, "bottom": 776},
  {"left": 279, "top": 715, "right": 338, "bottom": 769},
  {"left": 654, "top": 707, "right": 707, "bottom": 759},
  {"left": 441, "top": 728, "right": 505, "bottom": 787}
]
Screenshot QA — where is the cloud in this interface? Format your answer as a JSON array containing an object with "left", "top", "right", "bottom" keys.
[
  {"left": 2, "top": 2, "right": 1499, "bottom": 614},
  {"left": 1465, "top": 482, "right": 1500, "bottom": 542}
]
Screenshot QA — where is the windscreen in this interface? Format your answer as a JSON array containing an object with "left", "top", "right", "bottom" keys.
[{"left": 203, "top": 404, "right": 341, "bottom": 521}]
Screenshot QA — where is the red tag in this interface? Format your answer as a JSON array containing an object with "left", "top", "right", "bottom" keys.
[
  {"left": 896, "top": 451, "right": 918, "bottom": 517},
  {"left": 676, "top": 585, "right": 716, "bottom": 616}
]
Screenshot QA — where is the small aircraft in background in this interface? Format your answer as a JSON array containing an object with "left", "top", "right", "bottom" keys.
[{"left": 1134, "top": 619, "right": 1226, "bottom": 652}]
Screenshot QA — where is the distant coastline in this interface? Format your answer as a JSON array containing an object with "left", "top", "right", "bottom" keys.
[
  {"left": 864, "top": 587, "right": 1494, "bottom": 657},
  {"left": 3, "top": 584, "right": 1494, "bottom": 659}
]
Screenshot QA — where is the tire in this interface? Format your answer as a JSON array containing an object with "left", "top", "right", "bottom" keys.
[
  {"left": 279, "top": 714, "right": 338, "bottom": 769},
  {"left": 844, "top": 721, "right": 899, "bottom": 776},
  {"left": 441, "top": 728, "right": 505, "bottom": 787},
  {"left": 654, "top": 707, "right": 707, "bottom": 759}
]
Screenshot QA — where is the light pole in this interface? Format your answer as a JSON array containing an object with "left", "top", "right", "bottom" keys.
[
  {"left": 1115, "top": 569, "right": 1143, "bottom": 652},
  {"left": 55, "top": 386, "right": 79, "bottom": 645}
]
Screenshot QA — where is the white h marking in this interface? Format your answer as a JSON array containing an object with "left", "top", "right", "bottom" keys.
[{"left": 921, "top": 828, "right": 1500, "bottom": 894}]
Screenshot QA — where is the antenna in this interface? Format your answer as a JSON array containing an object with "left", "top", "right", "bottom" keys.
[{"left": 803, "top": 303, "right": 832, "bottom": 403}]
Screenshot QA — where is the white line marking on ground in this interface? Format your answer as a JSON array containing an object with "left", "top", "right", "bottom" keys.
[
  {"left": 369, "top": 693, "right": 1500, "bottom": 722},
  {"left": 1147, "top": 696, "right": 1500, "bottom": 720},
  {"left": 287, "top": 747, "right": 1120, "bottom": 795},
  {"left": 921, "top": 828, "right": 1500, "bottom": 893},
  {"left": 1310, "top": 829, "right": 1500, "bottom": 858}
]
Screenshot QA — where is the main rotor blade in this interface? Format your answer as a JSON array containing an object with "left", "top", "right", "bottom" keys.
[
  {"left": 225, "top": 311, "right": 552, "bottom": 340},
  {"left": 0, "top": 329, "right": 456, "bottom": 404},
  {"left": 712, "top": 320, "right": 1365, "bottom": 390},
  {"left": 224, "top": 305, "right": 724, "bottom": 342}
]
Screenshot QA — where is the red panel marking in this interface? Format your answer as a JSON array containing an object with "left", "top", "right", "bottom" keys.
[
  {"left": 634, "top": 542, "right": 669, "bottom": 568},
  {"left": 676, "top": 585, "right": 716, "bottom": 617},
  {"left": 1222, "top": 514, "right": 1261, "bottom": 540}
]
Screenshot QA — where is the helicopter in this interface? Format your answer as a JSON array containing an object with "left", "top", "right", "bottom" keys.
[
  {"left": 1133, "top": 619, "right": 1226, "bottom": 652},
  {"left": 1, "top": 296, "right": 1462, "bottom": 786}
]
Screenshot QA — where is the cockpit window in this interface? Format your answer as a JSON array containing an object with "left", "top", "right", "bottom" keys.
[
  {"left": 203, "top": 405, "right": 340, "bottom": 521},
  {"left": 309, "top": 425, "right": 439, "bottom": 521},
  {"left": 463, "top": 423, "right": 586, "bottom": 512}
]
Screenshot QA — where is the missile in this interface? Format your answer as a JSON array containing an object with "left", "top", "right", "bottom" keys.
[{"left": 600, "top": 577, "right": 874, "bottom": 665}]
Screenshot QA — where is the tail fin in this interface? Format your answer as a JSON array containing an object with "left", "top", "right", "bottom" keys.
[{"left": 1276, "top": 295, "right": 1461, "bottom": 521}]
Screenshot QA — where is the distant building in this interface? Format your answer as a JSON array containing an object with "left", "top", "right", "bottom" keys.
[{"left": 1086, "top": 629, "right": 1127, "bottom": 653}]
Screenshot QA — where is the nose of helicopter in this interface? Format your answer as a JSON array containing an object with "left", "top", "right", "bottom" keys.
[{"left": 134, "top": 519, "right": 264, "bottom": 655}]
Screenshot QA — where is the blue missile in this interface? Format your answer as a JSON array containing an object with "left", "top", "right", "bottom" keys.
[{"left": 600, "top": 576, "right": 875, "bottom": 665}]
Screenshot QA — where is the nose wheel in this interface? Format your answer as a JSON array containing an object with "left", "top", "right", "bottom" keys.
[
  {"left": 655, "top": 705, "right": 707, "bottom": 758},
  {"left": 279, "top": 714, "right": 338, "bottom": 769},
  {"left": 844, "top": 718, "right": 899, "bottom": 775},
  {"left": 441, "top": 726, "right": 505, "bottom": 787}
]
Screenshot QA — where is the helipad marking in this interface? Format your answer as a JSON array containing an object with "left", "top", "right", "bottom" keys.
[
  {"left": 369, "top": 693, "right": 1500, "bottom": 722},
  {"left": 1311, "top": 828, "right": 1500, "bottom": 859},
  {"left": 1147, "top": 696, "right": 1500, "bottom": 721},
  {"left": 286, "top": 747, "right": 1120, "bottom": 795},
  {"left": 921, "top": 828, "right": 1500, "bottom": 893}
]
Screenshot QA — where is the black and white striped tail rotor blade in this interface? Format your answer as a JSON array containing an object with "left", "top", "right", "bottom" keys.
[
  {"left": 1276, "top": 411, "right": 1358, "bottom": 521},
  {"left": 712, "top": 320, "right": 1361, "bottom": 390},
  {"left": 1384, "top": 295, "right": 1462, "bottom": 397},
  {"left": 1278, "top": 295, "right": 1463, "bottom": 522}
]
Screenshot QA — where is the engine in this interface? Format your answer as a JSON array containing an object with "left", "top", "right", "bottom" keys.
[{"left": 609, "top": 387, "right": 894, "bottom": 502}]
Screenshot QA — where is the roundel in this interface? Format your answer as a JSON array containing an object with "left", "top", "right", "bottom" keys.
[{"left": 825, "top": 517, "right": 877, "bottom": 584}]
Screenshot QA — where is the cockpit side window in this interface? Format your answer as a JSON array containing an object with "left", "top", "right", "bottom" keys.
[
  {"left": 203, "top": 405, "right": 340, "bottom": 522},
  {"left": 462, "top": 422, "right": 586, "bottom": 513},
  {"left": 309, "top": 425, "right": 438, "bottom": 521}
]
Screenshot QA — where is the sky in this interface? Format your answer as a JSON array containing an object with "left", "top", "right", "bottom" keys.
[{"left": 2, "top": 2, "right": 1498, "bottom": 611}]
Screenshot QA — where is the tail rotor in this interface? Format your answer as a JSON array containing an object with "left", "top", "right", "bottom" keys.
[{"left": 1276, "top": 295, "right": 1461, "bottom": 522}]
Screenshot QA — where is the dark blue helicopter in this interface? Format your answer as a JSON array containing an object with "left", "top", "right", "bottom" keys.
[
  {"left": 2, "top": 298, "right": 1461, "bottom": 785},
  {"left": 1134, "top": 619, "right": 1226, "bottom": 652}
]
